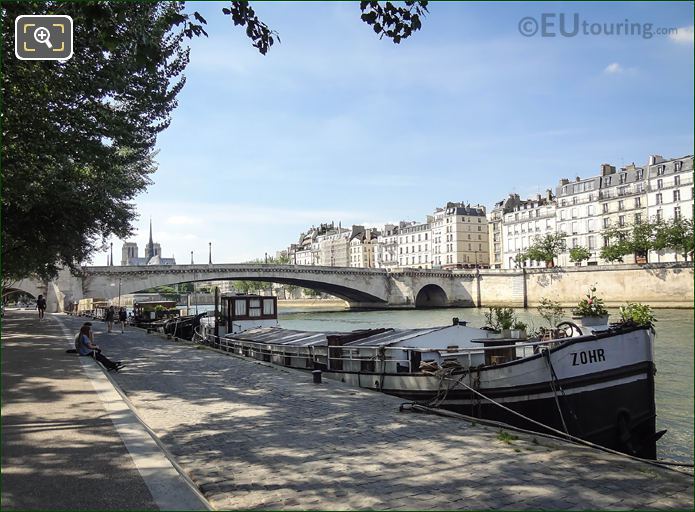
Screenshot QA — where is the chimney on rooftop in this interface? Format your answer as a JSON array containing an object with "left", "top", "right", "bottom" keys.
[
  {"left": 649, "top": 155, "right": 665, "bottom": 166},
  {"left": 600, "top": 164, "right": 616, "bottom": 176}
]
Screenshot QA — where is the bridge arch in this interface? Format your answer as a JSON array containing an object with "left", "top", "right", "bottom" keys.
[
  {"left": 81, "top": 265, "right": 392, "bottom": 307},
  {"left": 414, "top": 284, "right": 448, "bottom": 308},
  {"left": 131, "top": 276, "right": 387, "bottom": 304}
]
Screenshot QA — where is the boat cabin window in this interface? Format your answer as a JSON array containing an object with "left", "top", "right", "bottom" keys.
[{"left": 225, "top": 295, "right": 278, "bottom": 321}]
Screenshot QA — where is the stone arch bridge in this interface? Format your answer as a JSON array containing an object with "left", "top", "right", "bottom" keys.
[{"left": 21, "top": 264, "right": 487, "bottom": 313}]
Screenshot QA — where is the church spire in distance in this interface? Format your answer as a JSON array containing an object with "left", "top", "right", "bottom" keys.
[{"left": 146, "top": 217, "right": 155, "bottom": 260}]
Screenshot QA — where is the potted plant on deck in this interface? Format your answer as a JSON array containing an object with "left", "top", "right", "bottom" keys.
[
  {"left": 618, "top": 302, "right": 656, "bottom": 328},
  {"left": 572, "top": 286, "right": 609, "bottom": 330},
  {"left": 485, "top": 307, "right": 516, "bottom": 337},
  {"left": 510, "top": 320, "right": 528, "bottom": 339}
]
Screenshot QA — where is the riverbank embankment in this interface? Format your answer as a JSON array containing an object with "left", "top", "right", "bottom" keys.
[{"left": 4, "top": 310, "right": 691, "bottom": 510}]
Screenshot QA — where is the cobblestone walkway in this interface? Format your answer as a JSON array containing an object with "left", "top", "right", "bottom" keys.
[{"left": 75, "top": 317, "right": 692, "bottom": 510}]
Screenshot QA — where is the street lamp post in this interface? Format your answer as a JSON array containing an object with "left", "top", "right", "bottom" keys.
[{"left": 209, "top": 242, "right": 212, "bottom": 265}]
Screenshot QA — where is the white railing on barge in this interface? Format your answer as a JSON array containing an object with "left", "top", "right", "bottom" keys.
[{"left": 194, "top": 326, "right": 563, "bottom": 373}]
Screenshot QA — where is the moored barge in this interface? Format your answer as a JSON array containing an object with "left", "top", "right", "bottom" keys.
[{"left": 200, "top": 294, "right": 661, "bottom": 459}]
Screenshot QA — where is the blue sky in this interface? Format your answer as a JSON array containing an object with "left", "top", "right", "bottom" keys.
[{"left": 105, "top": 1, "right": 693, "bottom": 265}]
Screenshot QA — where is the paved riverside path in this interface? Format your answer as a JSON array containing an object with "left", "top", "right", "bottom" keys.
[
  {"left": 1, "top": 310, "right": 208, "bottom": 510},
  {"left": 7, "top": 312, "right": 694, "bottom": 511}
]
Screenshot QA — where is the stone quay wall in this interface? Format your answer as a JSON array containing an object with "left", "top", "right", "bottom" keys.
[{"left": 475, "top": 263, "right": 693, "bottom": 308}]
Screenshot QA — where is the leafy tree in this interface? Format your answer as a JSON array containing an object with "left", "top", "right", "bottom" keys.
[
  {"left": 303, "top": 288, "right": 322, "bottom": 298},
  {"left": 602, "top": 221, "right": 660, "bottom": 263},
  {"left": 2, "top": 1, "right": 429, "bottom": 287},
  {"left": 523, "top": 233, "right": 566, "bottom": 268},
  {"left": 653, "top": 218, "right": 694, "bottom": 261},
  {"left": 569, "top": 246, "right": 591, "bottom": 265},
  {"left": 599, "top": 243, "right": 627, "bottom": 263},
  {"left": 2, "top": 1, "right": 193, "bottom": 285}
]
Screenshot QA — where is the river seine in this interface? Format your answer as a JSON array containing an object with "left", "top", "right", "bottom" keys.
[{"left": 277, "top": 306, "right": 693, "bottom": 463}]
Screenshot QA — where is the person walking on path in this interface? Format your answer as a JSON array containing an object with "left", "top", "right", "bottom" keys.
[
  {"left": 118, "top": 308, "right": 127, "bottom": 334},
  {"left": 77, "top": 325, "right": 124, "bottom": 372},
  {"left": 36, "top": 295, "right": 46, "bottom": 320},
  {"left": 105, "top": 306, "right": 115, "bottom": 333}
]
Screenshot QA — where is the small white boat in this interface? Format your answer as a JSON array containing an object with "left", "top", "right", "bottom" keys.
[{"left": 200, "top": 294, "right": 661, "bottom": 459}]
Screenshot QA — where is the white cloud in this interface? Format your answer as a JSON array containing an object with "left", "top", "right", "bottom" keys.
[
  {"left": 669, "top": 26, "right": 694, "bottom": 45},
  {"left": 603, "top": 62, "right": 623, "bottom": 74},
  {"left": 166, "top": 215, "right": 199, "bottom": 226}
]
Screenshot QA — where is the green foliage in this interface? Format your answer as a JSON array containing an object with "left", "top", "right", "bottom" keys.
[
  {"left": 601, "top": 220, "right": 672, "bottom": 264},
  {"left": 520, "top": 233, "right": 567, "bottom": 267},
  {"left": 619, "top": 303, "right": 657, "bottom": 326},
  {"left": 512, "top": 320, "right": 528, "bottom": 331},
  {"left": 303, "top": 288, "right": 322, "bottom": 298},
  {"left": 497, "top": 430, "right": 519, "bottom": 444},
  {"left": 2, "top": 2, "right": 192, "bottom": 283},
  {"left": 653, "top": 218, "right": 694, "bottom": 261},
  {"left": 569, "top": 246, "right": 591, "bottom": 264},
  {"left": 234, "top": 280, "right": 267, "bottom": 294},
  {"left": 600, "top": 243, "right": 627, "bottom": 263},
  {"left": 537, "top": 298, "right": 564, "bottom": 328},
  {"left": 224, "top": 1, "right": 429, "bottom": 53},
  {"left": 358, "top": 1, "right": 429, "bottom": 44},
  {"left": 2, "top": 2, "right": 428, "bottom": 285},
  {"left": 484, "top": 307, "right": 516, "bottom": 331},
  {"left": 572, "top": 286, "right": 608, "bottom": 317}
]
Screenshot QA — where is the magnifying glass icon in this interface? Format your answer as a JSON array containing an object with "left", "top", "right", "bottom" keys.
[{"left": 34, "top": 26, "right": 53, "bottom": 48}]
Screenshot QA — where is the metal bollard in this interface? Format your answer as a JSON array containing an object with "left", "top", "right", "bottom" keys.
[{"left": 312, "top": 370, "right": 322, "bottom": 384}]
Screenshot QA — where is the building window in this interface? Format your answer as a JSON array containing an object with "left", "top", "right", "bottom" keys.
[
  {"left": 634, "top": 197, "right": 641, "bottom": 208},
  {"left": 655, "top": 193, "right": 662, "bottom": 205},
  {"left": 674, "top": 189, "right": 681, "bottom": 202},
  {"left": 675, "top": 161, "right": 682, "bottom": 172},
  {"left": 605, "top": 176, "right": 612, "bottom": 186},
  {"left": 619, "top": 215, "right": 625, "bottom": 227},
  {"left": 674, "top": 206, "right": 682, "bottom": 220},
  {"left": 657, "top": 165, "right": 665, "bottom": 176},
  {"left": 572, "top": 196, "right": 578, "bottom": 205},
  {"left": 635, "top": 213, "right": 642, "bottom": 225},
  {"left": 561, "top": 199, "right": 567, "bottom": 207},
  {"left": 587, "top": 219, "right": 595, "bottom": 232},
  {"left": 603, "top": 236, "right": 610, "bottom": 247},
  {"left": 588, "top": 236, "right": 595, "bottom": 250},
  {"left": 602, "top": 203, "right": 609, "bottom": 213},
  {"left": 603, "top": 218, "right": 610, "bottom": 228},
  {"left": 619, "top": 173, "right": 627, "bottom": 184},
  {"left": 657, "top": 179, "right": 663, "bottom": 189},
  {"left": 618, "top": 200, "right": 624, "bottom": 211},
  {"left": 656, "top": 209, "right": 663, "bottom": 221},
  {"left": 571, "top": 222, "right": 578, "bottom": 234},
  {"left": 636, "top": 169, "right": 644, "bottom": 180}
]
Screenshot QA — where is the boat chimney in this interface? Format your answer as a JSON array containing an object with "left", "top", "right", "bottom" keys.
[{"left": 452, "top": 317, "right": 459, "bottom": 325}]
